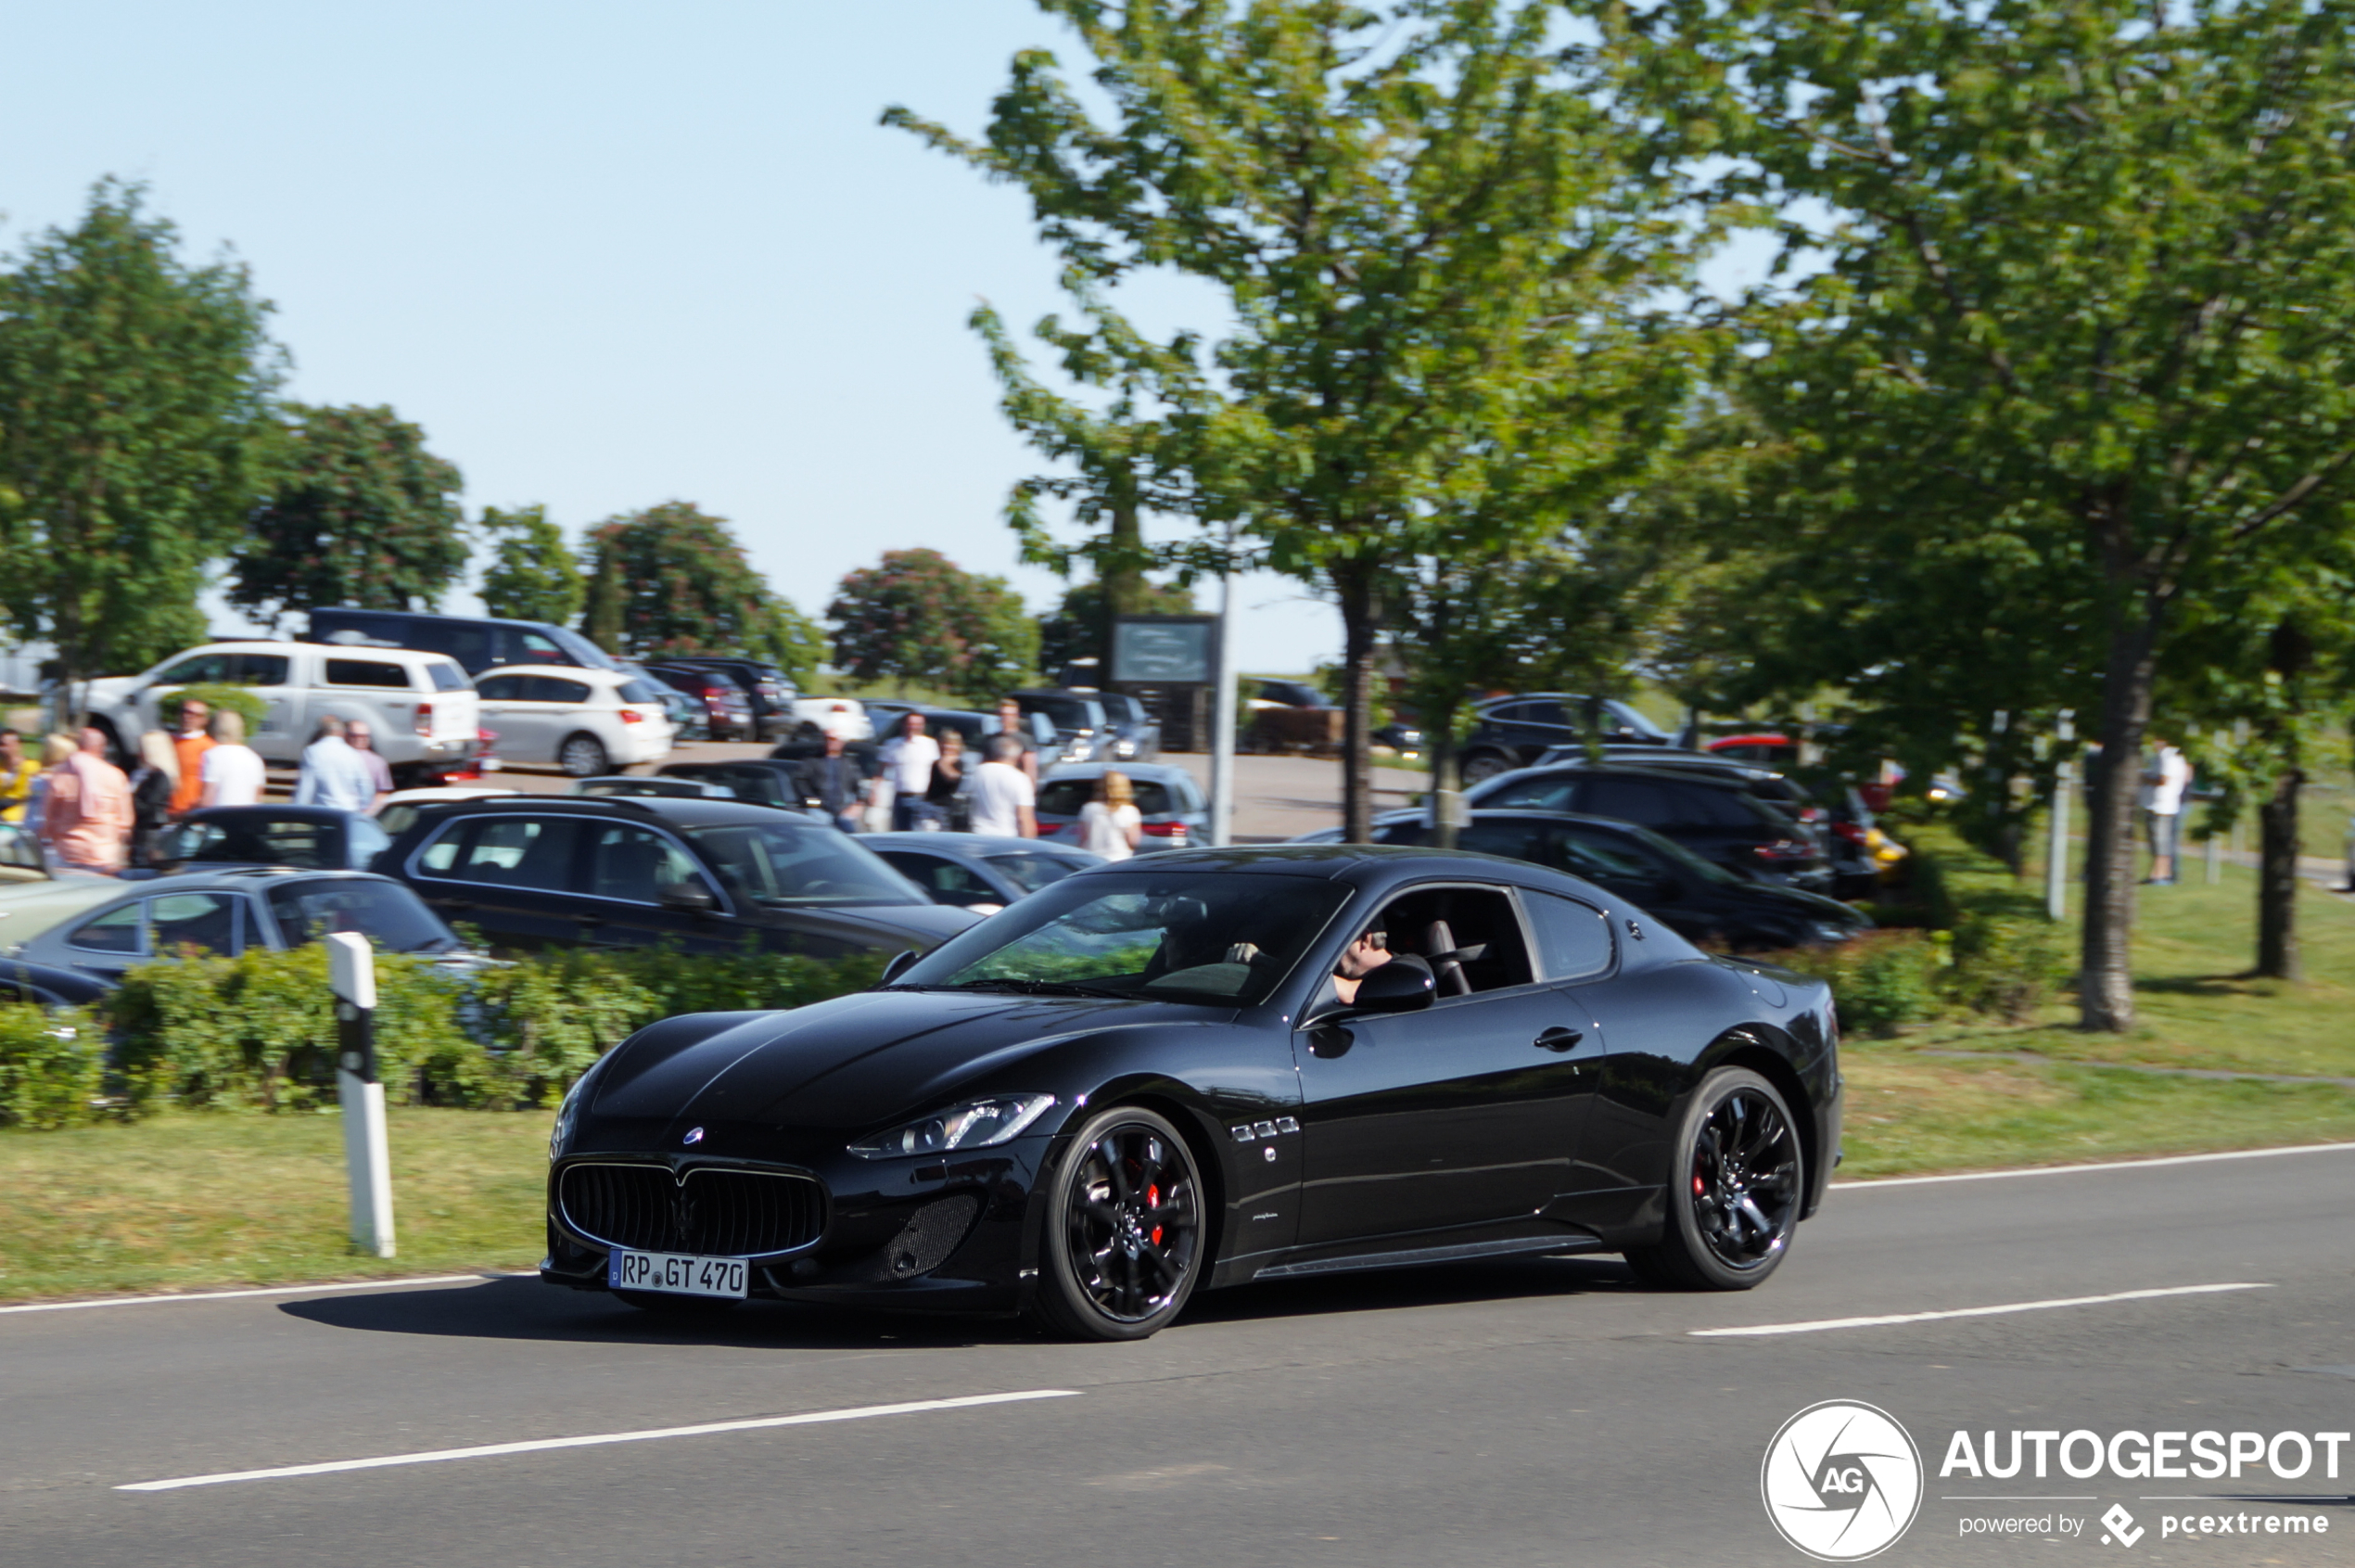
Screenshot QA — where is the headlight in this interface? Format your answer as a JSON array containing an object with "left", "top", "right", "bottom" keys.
[
  {"left": 1810, "top": 920, "right": 1855, "bottom": 945},
  {"left": 847, "top": 1093, "right": 1057, "bottom": 1159},
  {"left": 1114, "top": 740, "right": 1137, "bottom": 758}
]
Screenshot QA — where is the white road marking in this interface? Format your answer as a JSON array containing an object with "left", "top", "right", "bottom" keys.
[
  {"left": 118, "top": 1389, "right": 1081, "bottom": 1492},
  {"left": 1832, "top": 1141, "right": 2355, "bottom": 1190},
  {"left": 0, "top": 1274, "right": 501, "bottom": 1317},
  {"left": 1691, "top": 1281, "right": 2269, "bottom": 1338}
]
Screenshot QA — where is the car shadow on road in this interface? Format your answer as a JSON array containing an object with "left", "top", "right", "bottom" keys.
[{"left": 278, "top": 1252, "right": 1644, "bottom": 1348}]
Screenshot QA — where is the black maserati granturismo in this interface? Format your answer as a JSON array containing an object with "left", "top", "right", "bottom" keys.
[{"left": 541, "top": 844, "right": 1842, "bottom": 1340}]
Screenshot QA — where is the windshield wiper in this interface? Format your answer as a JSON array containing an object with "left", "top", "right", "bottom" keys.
[{"left": 944, "top": 977, "right": 1135, "bottom": 1000}]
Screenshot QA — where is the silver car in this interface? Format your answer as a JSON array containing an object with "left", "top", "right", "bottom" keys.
[{"left": 1033, "top": 761, "right": 1209, "bottom": 850}]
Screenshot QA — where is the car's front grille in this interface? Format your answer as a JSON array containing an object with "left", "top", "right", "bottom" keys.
[{"left": 559, "top": 1163, "right": 824, "bottom": 1256}]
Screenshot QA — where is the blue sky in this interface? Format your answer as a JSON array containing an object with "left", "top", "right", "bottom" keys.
[{"left": 1, "top": 3, "right": 1338, "bottom": 673}]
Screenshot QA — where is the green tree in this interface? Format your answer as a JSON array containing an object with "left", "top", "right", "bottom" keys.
[
  {"left": 578, "top": 501, "right": 822, "bottom": 680},
  {"left": 827, "top": 548, "right": 1040, "bottom": 706},
  {"left": 1037, "top": 575, "right": 1196, "bottom": 676},
  {"left": 1590, "top": 0, "right": 2355, "bottom": 1028},
  {"left": 890, "top": 0, "right": 1705, "bottom": 839},
  {"left": 477, "top": 504, "right": 584, "bottom": 626},
  {"left": 230, "top": 403, "right": 465, "bottom": 627},
  {"left": 0, "top": 180, "right": 282, "bottom": 708}
]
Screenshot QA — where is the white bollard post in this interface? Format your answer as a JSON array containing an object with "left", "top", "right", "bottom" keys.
[
  {"left": 2045, "top": 711, "right": 2074, "bottom": 923},
  {"left": 327, "top": 933, "right": 394, "bottom": 1258}
]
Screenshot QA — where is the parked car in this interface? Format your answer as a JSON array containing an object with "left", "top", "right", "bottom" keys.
[
  {"left": 376, "top": 796, "right": 979, "bottom": 958},
  {"left": 576, "top": 775, "right": 736, "bottom": 801},
  {"left": 1456, "top": 695, "right": 1674, "bottom": 783},
  {"left": 0, "top": 824, "right": 135, "bottom": 954},
  {"left": 862, "top": 833, "right": 1102, "bottom": 912},
  {"left": 643, "top": 664, "right": 757, "bottom": 742},
  {"left": 372, "top": 786, "right": 519, "bottom": 842},
  {"left": 1463, "top": 764, "right": 1835, "bottom": 893},
  {"left": 159, "top": 806, "right": 392, "bottom": 873},
  {"left": 83, "top": 642, "right": 481, "bottom": 784},
  {"left": 1083, "top": 691, "right": 1161, "bottom": 762},
  {"left": 1249, "top": 679, "right": 1329, "bottom": 710},
  {"left": 643, "top": 657, "right": 799, "bottom": 741},
  {"left": 1291, "top": 810, "right": 1869, "bottom": 950},
  {"left": 471, "top": 666, "right": 674, "bottom": 778},
  {"left": 541, "top": 843, "right": 1838, "bottom": 1333},
  {"left": 658, "top": 759, "right": 822, "bottom": 812},
  {"left": 1012, "top": 690, "right": 1114, "bottom": 765},
  {"left": 1034, "top": 761, "right": 1209, "bottom": 850},
  {"left": 854, "top": 704, "right": 1061, "bottom": 762},
  {"left": 620, "top": 662, "right": 708, "bottom": 742},
  {"left": 16, "top": 868, "right": 468, "bottom": 985},
  {"left": 308, "top": 606, "right": 621, "bottom": 677},
  {"left": 1534, "top": 744, "right": 1832, "bottom": 841}
]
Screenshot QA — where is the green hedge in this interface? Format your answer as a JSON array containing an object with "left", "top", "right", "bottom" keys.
[{"left": 0, "top": 945, "right": 884, "bottom": 1129}]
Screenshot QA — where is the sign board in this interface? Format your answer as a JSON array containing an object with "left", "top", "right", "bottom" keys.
[{"left": 1112, "top": 616, "right": 1216, "bottom": 684}]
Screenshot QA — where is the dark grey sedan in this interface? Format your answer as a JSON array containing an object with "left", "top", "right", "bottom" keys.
[{"left": 862, "top": 833, "right": 1102, "bottom": 911}]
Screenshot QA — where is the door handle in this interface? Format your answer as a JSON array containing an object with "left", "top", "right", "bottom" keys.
[{"left": 1533, "top": 1027, "right": 1585, "bottom": 1052}]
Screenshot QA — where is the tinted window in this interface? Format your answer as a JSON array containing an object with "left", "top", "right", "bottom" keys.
[
  {"left": 426, "top": 817, "right": 579, "bottom": 887},
  {"left": 169, "top": 814, "right": 385, "bottom": 869},
  {"left": 147, "top": 892, "right": 243, "bottom": 957},
  {"left": 475, "top": 675, "right": 525, "bottom": 701},
  {"left": 1369, "top": 886, "right": 1534, "bottom": 993},
  {"left": 983, "top": 850, "right": 1090, "bottom": 892},
  {"left": 1459, "top": 821, "right": 1547, "bottom": 862},
  {"left": 1521, "top": 702, "right": 1571, "bottom": 728},
  {"left": 545, "top": 624, "right": 622, "bottom": 671},
  {"left": 267, "top": 879, "right": 454, "bottom": 952},
  {"left": 877, "top": 850, "right": 1001, "bottom": 906},
  {"left": 617, "top": 679, "right": 658, "bottom": 704},
  {"left": 524, "top": 677, "right": 592, "bottom": 705},
  {"left": 403, "top": 620, "right": 496, "bottom": 671},
  {"left": 686, "top": 822, "right": 925, "bottom": 908},
  {"left": 1479, "top": 771, "right": 1579, "bottom": 812},
  {"left": 426, "top": 661, "right": 469, "bottom": 692},
  {"left": 233, "top": 653, "right": 291, "bottom": 685},
  {"left": 69, "top": 902, "right": 144, "bottom": 954},
  {"left": 1523, "top": 890, "right": 1614, "bottom": 980},
  {"left": 1669, "top": 784, "right": 1757, "bottom": 828},
  {"left": 1037, "top": 778, "right": 1178, "bottom": 816},
  {"left": 500, "top": 628, "right": 569, "bottom": 666},
  {"left": 588, "top": 823, "right": 712, "bottom": 904},
  {"left": 325, "top": 658, "right": 413, "bottom": 690},
  {"left": 1578, "top": 777, "right": 1677, "bottom": 828}
]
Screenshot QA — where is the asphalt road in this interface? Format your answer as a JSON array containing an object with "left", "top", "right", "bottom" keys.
[{"left": 6, "top": 1145, "right": 2351, "bottom": 1566}]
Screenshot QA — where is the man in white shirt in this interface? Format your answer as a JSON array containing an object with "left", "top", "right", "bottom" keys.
[
  {"left": 292, "top": 717, "right": 378, "bottom": 814},
  {"left": 966, "top": 733, "right": 1037, "bottom": 838},
  {"left": 198, "top": 711, "right": 267, "bottom": 807},
  {"left": 2142, "top": 735, "right": 2194, "bottom": 885},
  {"left": 876, "top": 711, "right": 943, "bottom": 831}
]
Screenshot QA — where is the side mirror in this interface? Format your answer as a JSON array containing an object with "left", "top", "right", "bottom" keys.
[
  {"left": 1348, "top": 961, "right": 1436, "bottom": 1014},
  {"left": 657, "top": 882, "right": 716, "bottom": 914},
  {"left": 880, "top": 949, "right": 921, "bottom": 985}
]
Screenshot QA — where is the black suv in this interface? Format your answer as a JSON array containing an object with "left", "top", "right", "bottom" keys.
[
  {"left": 643, "top": 657, "right": 798, "bottom": 741},
  {"left": 308, "top": 607, "right": 619, "bottom": 678},
  {"left": 1458, "top": 695, "right": 1673, "bottom": 783},
  {"left": 1465, "top": 764, "right": 1833, "bottom": 892},
  {"left": 375, "top": 796, "right": 977, "bottom": 958}
]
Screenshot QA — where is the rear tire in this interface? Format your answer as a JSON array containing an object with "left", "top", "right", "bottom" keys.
[
  {"left": 1458, "top": 750, "right": 1513, "bottom": 784},
  {"left": 1624, "top": 1066, "right": 1802, "bottom": 1291},
  {"left": 1033, "top": 1106, "right": 1204, "bottom": 1342},
  {"left": 558, "top": 733, "right": 609, "bottom": 778}
]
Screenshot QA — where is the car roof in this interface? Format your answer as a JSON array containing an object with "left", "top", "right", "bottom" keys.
[
  {"left": 477, "top": 663, "right": 623, "bottom": 682},
  {"left": 1039, "top": 760, "right": 1193, "bottom": 781},
  {"left": 860, "top": 832, "right": 1095, "bottom": 860},
  {"left": 1091, "top": 840, "right": 1614, "bottom": 894},
  {"left": 389, "top": 795, "right": 808, "bottom": 829},
  {"left": 153, "top": 867, "right": 403, "bottom": 890},
  {"left": 1485, "top": 761, "right": 1760, "bottom": 794},
  {"left": 168, "top": 640, "right": 451, "bottom": 661},
  {"left": 182, "top": 805, "right": 356, "bottom": 823}
]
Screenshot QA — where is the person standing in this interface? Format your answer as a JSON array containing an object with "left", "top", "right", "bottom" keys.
[
  {"left": 168, "top": 696, "right": 214, "bottom": 818},
  {"left": 877, "top": 711, "right": 942, "bottom": 832},
  {"left": 967, "top": 733, "right": 1038, "bottom": 839},
  {"left": 24, "top": 733, "right": 76, "bottom": 842},
  {"left": 292, "top": 716, "right": 376, "bottom": 813},
  {"left": 199, "top": 710, "right": 266, "bottom": 808},
  {"left": 796, "top": 728, "right": 872, "bottom": 833},
  {"left": 345, "top": 720, "right": 396, "bottom": 810},
  {"left": 1077, "top": 771, "right": 1143, "bottom": 860},
  {"left": 43, "top": 728, "right": 134, "bottom": 874},
  {"left": 2142, "top": 735, "right": 2194, "bottom": 886},
  {"left": 127, "top": 732, "right": 179, "bottom": 868},
  {"left": 0, "top": 730, "right": 34, "bottom": 824},
  {"left": 993, "top": 698, "right": 1041, "bottom": 784},
  {"left": 925, "top": 728, "right": 970, "bottom": 831}
]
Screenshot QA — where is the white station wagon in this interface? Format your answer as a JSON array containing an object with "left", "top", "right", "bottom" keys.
[{"left": 472, "top": 665, "right": 675, "bottom": 777}]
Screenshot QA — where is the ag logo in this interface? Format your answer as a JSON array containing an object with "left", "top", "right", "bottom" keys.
[{"left": 1761, "top": 1400, "right": 1923, "bottom": 1561}]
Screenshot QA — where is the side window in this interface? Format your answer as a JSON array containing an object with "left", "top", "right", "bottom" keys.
[
  {"left": 1483, "top": 771, "right": 1578, "bottom": 812},
  {"left": 325, "top": 658, "right": 413, "bottom": 690},
  {"left": 69, "top": 902, "right": 145, "bottom": 955},
  {"left": 1523, "top": 890, "right": 1615, "bottom": 981},
  {"left": 1459, "top": 821, "right": 1546, "bottom": 863},
  {"left": 475, "top": 675, "right": 524, "bottom": 702},
  {"left": 588, "top": 824, "right": 709, "bottom": 904},
  {"left": 1369, "top": 886, "right": 1534, "bottom": 996},
  {"left": 153, "top": 654, "right": 232, "bottom": 686},
  {"left": 147, "top": 892, "right": 243, "bottom": 958},
  {"left": 233, "top": 653, "right": 291, "bottom": 685},
  {"left": 875, "top": 851, "right": 998, "bottom": 905},
  {"left": 503, "top": 629, "right": 567, "bottom": 665},
  {"left": 717, "top": 768, "right": 787, "bottom": 807},
  {"left": 527, "top": 678, "right": 592, "bottom": 705},
  {"left": 1522, "top": 701, "right": 1572, "bottom": 729},
  {"left": 1674, "top": 784, "right": 1752, "bottom": 828},
  {"left": 426, "top": 662, "right": 469, "bottom": 693},
  {"left": 435, "top": 818, "right": 579, "bottom": 887},
  {"left": 1579, "top": 777, "right": 1676, "bottom": 829}
]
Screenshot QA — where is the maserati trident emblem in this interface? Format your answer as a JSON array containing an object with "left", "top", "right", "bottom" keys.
[{"left": 681, "top": 1126, "right": 705, "bottom": 1146}]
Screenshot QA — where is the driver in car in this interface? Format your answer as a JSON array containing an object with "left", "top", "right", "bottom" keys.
[{"left": 1330, "top": 924, "right": 1432, "bottom": 1005}]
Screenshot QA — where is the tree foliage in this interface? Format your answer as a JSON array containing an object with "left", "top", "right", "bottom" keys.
[
  {"left": 230, "top": 402, "right": 466, "bottom": 627},
  {"left": 0, "top": 180, "right": 283, "bottom": 701},
  {"left": 892, "top": 0, "right": 1707, "bottom": 837},
  {"left": 477, "top": 504, "right": 584, "bottom": 626},
  {"left": 1588, "top": 0, "right": 2355, "bottom": 1027},
  {"left": 827, "top": 548, "right": 1040, "bottom": 705},
  {"left": 578, "top": 501, "right": 822, "bottom": 679}
]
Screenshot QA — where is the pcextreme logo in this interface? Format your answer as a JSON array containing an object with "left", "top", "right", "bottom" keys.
[{"left": 1761, "top": 1400, "right": 1926, "bottom": 1562}]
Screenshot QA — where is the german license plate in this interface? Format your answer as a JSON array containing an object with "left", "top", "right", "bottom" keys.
[{"left": 606, "top": 1249, "right": 748, "bottom": 1299}]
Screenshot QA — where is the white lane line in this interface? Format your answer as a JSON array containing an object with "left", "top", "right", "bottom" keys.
[
  {"left": 118, "top": 1389, "right": 1080, "bottom": 1492},
  {"left": 1690, "top": 1281, "right": 2270, "bottom": 1338},
  {"left": 0, "top": 1274, "right": 502, "bottom": 1317},
  {"left": 1833, "top": 1141, "right": 2355, "bottom": 1191}
]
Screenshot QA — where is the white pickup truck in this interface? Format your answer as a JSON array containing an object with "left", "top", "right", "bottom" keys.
[{"left": 83, "top": 641, "right": 480, "bottom": 783}]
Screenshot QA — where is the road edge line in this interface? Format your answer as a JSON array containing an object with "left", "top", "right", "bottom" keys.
[{"left": 1830, "top": 1141, "right": 2355, "bottom": 1190}]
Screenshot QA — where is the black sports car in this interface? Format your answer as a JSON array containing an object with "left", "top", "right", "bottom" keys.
[{"left": 541, "top": 844, "right": 1841, "bottom": 1340}]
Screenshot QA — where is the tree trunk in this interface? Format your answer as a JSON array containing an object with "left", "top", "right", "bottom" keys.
[
  {"left": 2256, "top": 766, "right": 2303, "bottom": 980},
  {"left": 1101, "top": 496, "right": 1143, "bottom": 657},
  {"left": 1331, "top": 565, "right": 1379, "bottom": 842},
  {"left": 2079, "top": 616, "right": 2160, "bottom": 1031},
  {"left": 1428, "top": 695, "right": 1463, "bottom": 851}
]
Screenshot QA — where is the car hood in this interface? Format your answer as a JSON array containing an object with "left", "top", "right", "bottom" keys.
[
  {"left": 1709, "top": 879, "right": 1867, "bottom": 925},
  {"left": 589, "top": 988, "right": 1227, "bottom": 1133}
]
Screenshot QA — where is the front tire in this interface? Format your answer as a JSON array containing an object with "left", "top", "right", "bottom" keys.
[
  {"left": 1624, "top": 1066, "right": 1802, "bottom": 1291},
  {"left": 1458, "top": 750, "right": 1513, "bottom": 784},
  {"left": 558, "top": 732, "right": 609, "bottom": 778},
  {"left": 1034, "top": 1106, "right": 1204, "bottom": 1342}
]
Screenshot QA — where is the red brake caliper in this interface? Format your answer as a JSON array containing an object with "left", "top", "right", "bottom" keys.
[{"left": 1147, "top": 1183, "right": 1162, "bottom": 1246}]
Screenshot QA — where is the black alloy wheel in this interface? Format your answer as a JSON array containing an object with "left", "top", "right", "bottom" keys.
[
  {"left": 1035, "top": 1105, "right": 1204, "bottom": 1342},
  {"left": 559, "top": 733, "right": 610, "bottom": 779},
  {"left": 1625, "top": 1066, "right": 1802, "bottom": 1291}
]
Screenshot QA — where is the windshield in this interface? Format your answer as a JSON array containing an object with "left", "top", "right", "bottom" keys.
[
  {"left": 982, "top": 849, "right": 1090, "bottom": 893},
  {"left": 268, "top": 879, "right": 457, "bottom": 953},
  {"left": 546, "top": 624, "right": 622, "bottom": 671},
  {"left": 686, "top": 822, "right": 927, "bottom": 908},
  {"left": 895, "top": 871, "right": 1352, "bottom": 1006}
]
